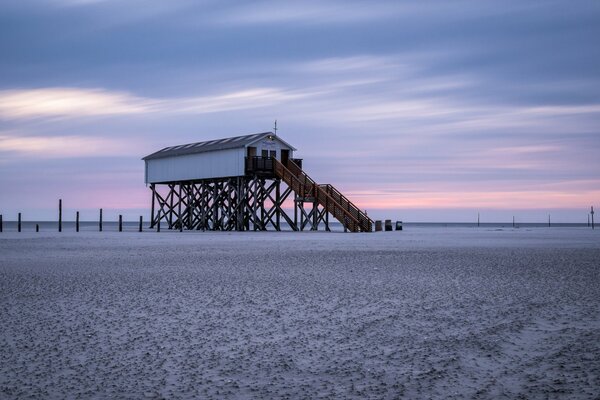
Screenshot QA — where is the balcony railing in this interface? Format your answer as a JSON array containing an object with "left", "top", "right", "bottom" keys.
[{"left": 245, "top": 156, "right": 274, "bottom": 174}]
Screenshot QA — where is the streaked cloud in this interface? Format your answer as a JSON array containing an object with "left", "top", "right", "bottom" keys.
[
  {"left": 0, "top": 86, "right": 315, "bottom": 120},
  {"left": 173, "top": 88, "right": 315, "bottom": 114},
  {"left": 0, "top": 132, "right": 133, "bottom": 158},
  {"left": 0, "top": 88, "right": 154, "bottom": 119},
  {"left": 217, "top": 1, "right": 401, "bottom": 25}
]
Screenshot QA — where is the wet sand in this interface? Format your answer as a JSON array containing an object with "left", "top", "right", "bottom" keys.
[{"left": 1, "top": 228, "right": 599, "bottom": 399}]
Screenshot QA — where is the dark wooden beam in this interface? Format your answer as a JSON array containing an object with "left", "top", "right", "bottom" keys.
[{"left": 58, "top": 199, "right": 62, "bottom": 233}]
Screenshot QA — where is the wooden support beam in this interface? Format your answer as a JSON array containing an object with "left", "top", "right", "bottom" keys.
[
  {"left": 275, "top": 180, "right": 281, "bottom": 231},
  {"left": 178, "top": 183, "right": 183, "bottom": 232},
  {"left": 58, "top": 199, "right": 62, "bottom": 233},
  {"left": 18, "top": 212, "right": 21, "bottom": 232},
  {"left": 139, "top": 215, "right": 143, "bottom": 232},
  {"left": 148, "top": 175, "right": 299, "bottom": 232},
  {"left": 150, "top": 183, "right": 156, "bottom": 228},
  {"left": 76, "top": 211, "right": 79, "bottom": 232},
  {"left": 0, "top": 214, "right": 3, "bottom": 233},
  {"left": 169, "top": 184, "right": 174, "bottom": 229},
  {"left": 99, "top": 208, "right": 103, "bottom": 232},
  {"left": 119, "top": 215, "right": 123, "bottom": 232},
  {"left": 187, "top": 183, "right": 192, "bottom": 230}
]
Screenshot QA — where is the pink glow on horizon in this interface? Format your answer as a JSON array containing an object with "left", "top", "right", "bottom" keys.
[{"left": 346, "top": 189, "right": 600, "bottom": 210}]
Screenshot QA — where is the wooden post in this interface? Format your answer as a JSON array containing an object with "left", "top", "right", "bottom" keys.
[
  {"left": 169, "top": 185, "right": 175, "bottom": 229},
  {"left": 36, "top": 224, "right": 39, "bottom": 232},
  {"left": 58, "top": 199, "right": 62, "bottom": 232},
  {"left": 187, "top": 183, "right": 193, "bottom": 230},
  {"left": 139, "top": 216, "right": 143, "bottom": 232},
  {"left": 275, "top": 181, "right": 281, "bottom": 231},
  {"left": 477, "top": 212, "right": 480, "bottom": 227},
  {"left": 0, "top": 214, "right": 3, "bottom": 233},
  {"left": 512, "top": 216, "right": 515, "bottom": 228},
  {"left": 119, "top": 215, "right": 123, "bottom": 232},
  {"left": 76, "top": 211, "right": 80, "bottom": 232},
  {"left": 157, "top": 214, "right": 161, "bottom": 232},
  {"left": 18, "top": 212, "right": 21, "bottom": 232},
  {"left": 150, "top": 183, "right": 156, "bottom": 228},
  {"left": 592, "top": 206, "right": 595, "bottom": 230},
  {"left": 294, "top": 199, "right": 298, "bottom": 230},
  {"left": 99, "top": 208, "right": 103, "bottom": 232},
  {"left": 178, "top": 183, "right": 183, "bottom": 232}
]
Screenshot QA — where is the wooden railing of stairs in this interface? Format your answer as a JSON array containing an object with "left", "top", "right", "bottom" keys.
[
  {"left": 319, "top": 184, "right": 373, "bottom": 233},
  {"left": 272, "top": 158, "right": 373, "bottom": 232}
]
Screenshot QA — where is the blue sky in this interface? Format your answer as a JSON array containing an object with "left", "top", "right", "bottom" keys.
[{"left": 1, "top": 0, "right": 599, "bottom": 222}]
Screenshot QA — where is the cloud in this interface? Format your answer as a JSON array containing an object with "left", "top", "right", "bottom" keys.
[
  {"left": 217, "top": 1, "right": 400, "bottom": 25},
  {"left": 0, "top": 86, "right": 317, "bottom": 120},
  {"left": 174, "top": 88, "right": 315, "bottom": 114},
  {"left": 0, "top": 133, "right": 133, "bottom": 158},
  {"left": 0, "top": 88, "right": 155, "bottom": 119}
]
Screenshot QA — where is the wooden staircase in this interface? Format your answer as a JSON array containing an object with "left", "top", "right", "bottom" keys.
[{"left": 272, "top": 158, "right": 373, "bottom": 232}]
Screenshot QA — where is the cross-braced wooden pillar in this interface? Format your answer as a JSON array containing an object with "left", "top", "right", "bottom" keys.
[{"left": 150, "top": 176, "right": 303, "bottom": 231}]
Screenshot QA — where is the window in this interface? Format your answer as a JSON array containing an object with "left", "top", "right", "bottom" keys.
[
  {"left": 269, "top": 150, "right": 276, "bottom": 158},
  {"left": 262, "top": 150, "right": 268, "bottom": 157}
]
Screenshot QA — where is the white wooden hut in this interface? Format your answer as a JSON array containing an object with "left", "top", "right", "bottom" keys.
[{"left": 142, "top": 132, "right": 296, "bottom": 184}]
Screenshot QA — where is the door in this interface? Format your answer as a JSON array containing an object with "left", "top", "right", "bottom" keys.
[
  {"left": 281, "top": 149, "right": 289, "bottom": 165},
  {"left": 247, "top": 146, "right": 256, "bottom": 157}
]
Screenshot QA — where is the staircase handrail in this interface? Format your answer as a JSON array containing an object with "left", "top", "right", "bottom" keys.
[
  {"left": 273, "top": 159, "right": 364, "bottom": 231},
  {"left": 319, "top": 184, "right": 373, "bottom": 231}
]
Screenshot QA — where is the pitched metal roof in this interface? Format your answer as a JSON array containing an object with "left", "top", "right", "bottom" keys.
[{"left": 142, "top": 132, "right": 296, "bottom": 161}]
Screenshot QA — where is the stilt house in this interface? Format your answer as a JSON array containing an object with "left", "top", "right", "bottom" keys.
[{"left": 142, "top": 132, "right": 372, "bottom": 232}]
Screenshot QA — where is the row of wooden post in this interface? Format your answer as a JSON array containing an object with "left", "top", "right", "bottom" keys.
[
  {"left": 0, "top": 200, "right": 146, "bottom": 232},
  {"left": 0, "top": 214, "right": 142, "bottom": 232}
]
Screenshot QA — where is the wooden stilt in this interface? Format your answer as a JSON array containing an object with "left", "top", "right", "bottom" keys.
[
  {"left": 76, "top": 211, "right": 80, "bottom": 232},
  {"left": 18, "top": 212, "right": 21, "bottom": 232},
  {"left": 150, "top": 183, "right": 156, "bottom": 228},
  {"left": 312, "top": 199, "right": 318, "bottom": 231},
  {"left": 59, "top": 199, "right": 62, "bottom": 233},
  {"left": 187, "top": 183, "right": 192, "bottom": 230},
  {"left": 149, "top": 175, "right": 299, "bottom": 232},
  {"left": 294, "top": 199, "right": 298, "bottom": 229},
  {"left": 178, "top": 183, "right": 183, "bottom": 232},
  {"left": 0, "top": 214, "right": 3, "bottom": 233},
  {"left": 157, "top": 214, "right": 161, "bottom": 232},
  {"left": 119, "top": 215, "right": 123, "bottom": 232},
  {"left": 36, "top": 223, "right": 39, "bottom": 233},
  {"left": 139, "top": 216, "right": 143, "bottom": 232},
  {"left": 169, "top": 184, "right": 174, "bottom": 229},
  {"left": 99, "top": 208, "right": 103, "bottom": 232}
]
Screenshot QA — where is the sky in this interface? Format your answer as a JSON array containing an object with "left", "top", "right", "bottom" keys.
[{"left": 1, "top": 0, "right": 599, "bottom": 223}]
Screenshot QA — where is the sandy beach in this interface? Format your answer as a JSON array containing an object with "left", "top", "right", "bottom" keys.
[{"left": 1, "top": 227, "right": 599, "bottom": 399}]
